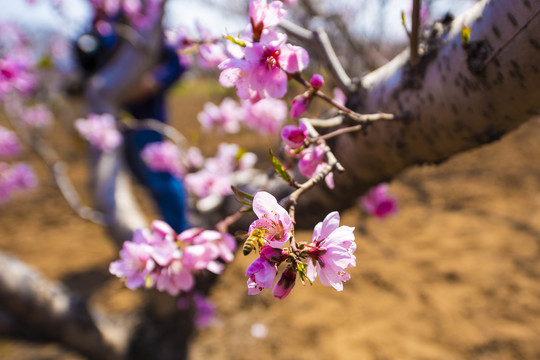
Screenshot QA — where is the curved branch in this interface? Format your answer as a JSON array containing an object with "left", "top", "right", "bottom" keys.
[
  {"left": 0, "top": 251, "right": 129, "bottom": 360},
  {"left": 5, "top": 113, "right": 106, "bottom": 226},
  {"left": 280, "top": 20, "right": 353, "bottom": 92},
  {"left": 294, "top": 0, "right": 540, "bottom": 226}
]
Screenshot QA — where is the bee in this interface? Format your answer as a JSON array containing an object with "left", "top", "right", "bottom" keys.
[{"left": 238, "top": 228, "right": 266, "bottom": 256}]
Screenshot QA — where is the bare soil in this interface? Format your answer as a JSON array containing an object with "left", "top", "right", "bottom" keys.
[{"left": 1, "top": 80, "right": 540, "bottom": 360}]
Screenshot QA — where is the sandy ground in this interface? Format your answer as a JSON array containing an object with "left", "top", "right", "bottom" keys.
[{"left": 1, "top": 81, "right": 540, "bottom": 360}]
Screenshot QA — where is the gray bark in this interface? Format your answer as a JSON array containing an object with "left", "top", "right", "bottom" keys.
[{"left": 0, "top": 252, "right": 129, "bottom": 360}]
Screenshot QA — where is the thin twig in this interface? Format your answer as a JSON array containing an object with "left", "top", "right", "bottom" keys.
[
  {"left": 214, "top": 206, "right": 248, "bottom": 234},
  {"left": 120, "top": 117, "right": 188, "bottom": 149},
  {"left": 6, "top": 113, "right": 106, "bottom": 226},
  {"left": 316, "top": 124, "right": 362, "bottom": 142},
  {"left": 337, "top": 110, "right": 398, "bottom": 123},
  {"left": 301, "top": 119, "right": 344, "bottom": 172},
  {"left": 312, "top": 27, "right": 352, "bottom": 91},
  {"left": 305, "top": 116, "right": 344, "bottom": 128},
  {"left": 278, "top": 19, "right": 353, "bottom": 92},
  {"left": 286, "top": 164, "right": 332, "bottom": 224},
  {"left": 410, "top": 0, "right": 421, "bottom": 66},
  {"left": 481, "top": 6, "right": 540, "bottom": 70}
]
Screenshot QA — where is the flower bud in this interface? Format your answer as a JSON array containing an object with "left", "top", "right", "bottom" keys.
[
  {"left": 280, "top": 122, "right": 307, "bottom": 149},
  {"left": 260, "top": 245, "right": 289, "bottom": 265},
  {"left": 272, "top": 264, "right": 297, "bottom": 299},
  {"left": 310, "top": 73, "right": 324, "bottom": 89},
  {"left": 290, "top": 93, "right": 310, "bottom": 118},
  {"left": 305, "top": 243, "right": 328, "bottom": 260}
]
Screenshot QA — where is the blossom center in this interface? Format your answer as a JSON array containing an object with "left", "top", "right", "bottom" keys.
[{"left": 261, "top": 48, "right": 281, "bottom": 70}]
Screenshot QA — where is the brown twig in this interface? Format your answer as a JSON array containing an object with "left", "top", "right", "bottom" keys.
[
  {"left": 481, "top": 6, "right": 540, "bottom": 70},
  {"left": 410, "top": 0, "right": 421, "bottom": 66}
]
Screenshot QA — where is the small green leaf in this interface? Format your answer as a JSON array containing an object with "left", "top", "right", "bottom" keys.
[
  {"left": 235, "top": 147, "right": 247, "bottom": 161},
  {"left": 224, "top": 35, "right": 246, "bottom": 47},
  {"left": 401, "top": 10, "right": 407, "bottom": 28},
  {"left": 231, "top": 186, "right": 254, "bottom": 211},
  {"left": 461, "top": 25, "right": 471, "bottom": 45},
  {"left": 231, "top": 186, "right": 254, "bottom": 201},
  {"left": 296, "top": 262, "right": 312, "bottom": 285},
  {"left": 269, "top": 149, "right": 292, "bottom": 183},
  {"left": 240, "top": 207, "right": 253, "bottom": 214},
  {"left": 37, "top": 55, "right": 54, "bottom": 69}
]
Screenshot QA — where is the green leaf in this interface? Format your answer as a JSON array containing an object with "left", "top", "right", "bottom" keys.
[
  {"left": 240, "top": 207, "right": 253, "bottom": 214},
  {"left": 231, "top": 186, "right": 254, "bottom": 211},
  {"left": 269, "top": 149, "right": 292, "bottom": 183},
  {"left": 37, "top": 55, "right": 54, "bottom": 69},
  {"left": 296, "top": 262, "right": 312, "bottom": 285},
  {"left": 235, "top": 147, "right": 247, "bottom": 161},
  {"left": 401, "top": 10, "right": 407, "bottom": 28},
  {"left": 461, "top": 25, "right": 471, "bottom": 45},
  {"left": 224, "top": 35, "right": 246, "bottom": 47}
]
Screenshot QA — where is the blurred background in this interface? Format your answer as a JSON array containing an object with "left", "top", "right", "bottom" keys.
[{"left": 1, "top": 0, "right": 540, "bottom": 359}]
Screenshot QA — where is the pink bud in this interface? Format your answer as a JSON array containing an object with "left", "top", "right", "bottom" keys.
[
  {"left": 305, "top": 243, "right": 327, "bottom": 260},
  {"left": 290, "top": 94, "right": 310, "bottom": 118},
  {"left": 272, "top": 264, "right": 297, "bottom": 299},
  {"left": 260, "top": 245, "right": 288, "bottom": 265},
  {"left": 280, "top": 122, "right": 307, "bottom": 149},
  {"left": 310, "top": 73, "right": 324, "bottom": 89}
]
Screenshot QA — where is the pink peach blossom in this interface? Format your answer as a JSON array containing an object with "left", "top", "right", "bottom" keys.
[
  {"left": 306, "top": 211, "right": 356, "bottom": 291},
  {"left": 246, "top": 256, "right": 277, "bottom": 295},
  {"left": 249, "top": 191, "right": 293, "bottom": 248}
]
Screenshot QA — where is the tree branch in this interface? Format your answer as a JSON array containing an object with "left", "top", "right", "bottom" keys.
[
  {"left": 0, "top": 251, "right": 130, "bottom": 360},
  {"left": 293, "top": 0, "right": 540, "bottom": 226}
]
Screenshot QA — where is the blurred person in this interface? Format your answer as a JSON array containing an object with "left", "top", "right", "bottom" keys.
[{"left": 75, "top": 6, "right": 190, "bottom": 233}]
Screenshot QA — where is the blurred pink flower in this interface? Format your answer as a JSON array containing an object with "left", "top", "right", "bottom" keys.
[
  {"left": 0, "top": 56, "right": 36, "bottom": 99},
  {"left": 153, "top": 259, "right": 194, "bottom": 296},
  {"left": 306, "top": 211, "right": 356, "bottom": 291},
  {"left": 141, "top": 141, "right": 184, "bottom": 177},
  {"left": 298, "top": 144, "right": 334, "bottom": 188},
  {"left": 184, "top": 169, "right": 232, "bottom": 199},
  {"left": 0, "top": 162, "right": 37, "bottom": 204},
  {"left": 198, "top": 97, "right": 243, "bottom": 134},
  {"left": 192, "top": 294, "right": 216, "bottom": 328},
  {"left": 20, "top": 104, "right": 53, "bottom": 128},
  {"left": 195, "top": 21, "right": 228, "bottom": 69},
  {"left": 249, "top": 0, "right": 287, "bottom": 40},
  {"left": 333, "top": 87, "right": 346, "bottom": 107},
  {"left": 109, "top": 238, "right": 156, "bottom": 290},
  {"left": 75, "top": 113, "right": 122, "bottom": 152},
  {"left": 0, "top": 126, "right": 21, "bottom": 158},
  {"left": 242, "top": 98, "right": 287, "bottom": 134},
  {"left": 290, "top": 93, "right": 310, "bottom": 118},
  {"left": 185, "top": 147, "right": 204, "bottom": 169},
  {"left": 111, "top": 221, "right": 235, "bottom": 296},
  {"left": 184, "top": 143, "right": 256, "bottom": 200},
  {"left": 360, "top": 183, "right": 398, "bottom": 218}
]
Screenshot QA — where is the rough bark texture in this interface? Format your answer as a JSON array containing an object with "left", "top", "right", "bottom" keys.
[{"left": 295, "top": 0, "right": 540, "bottom": 226}]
